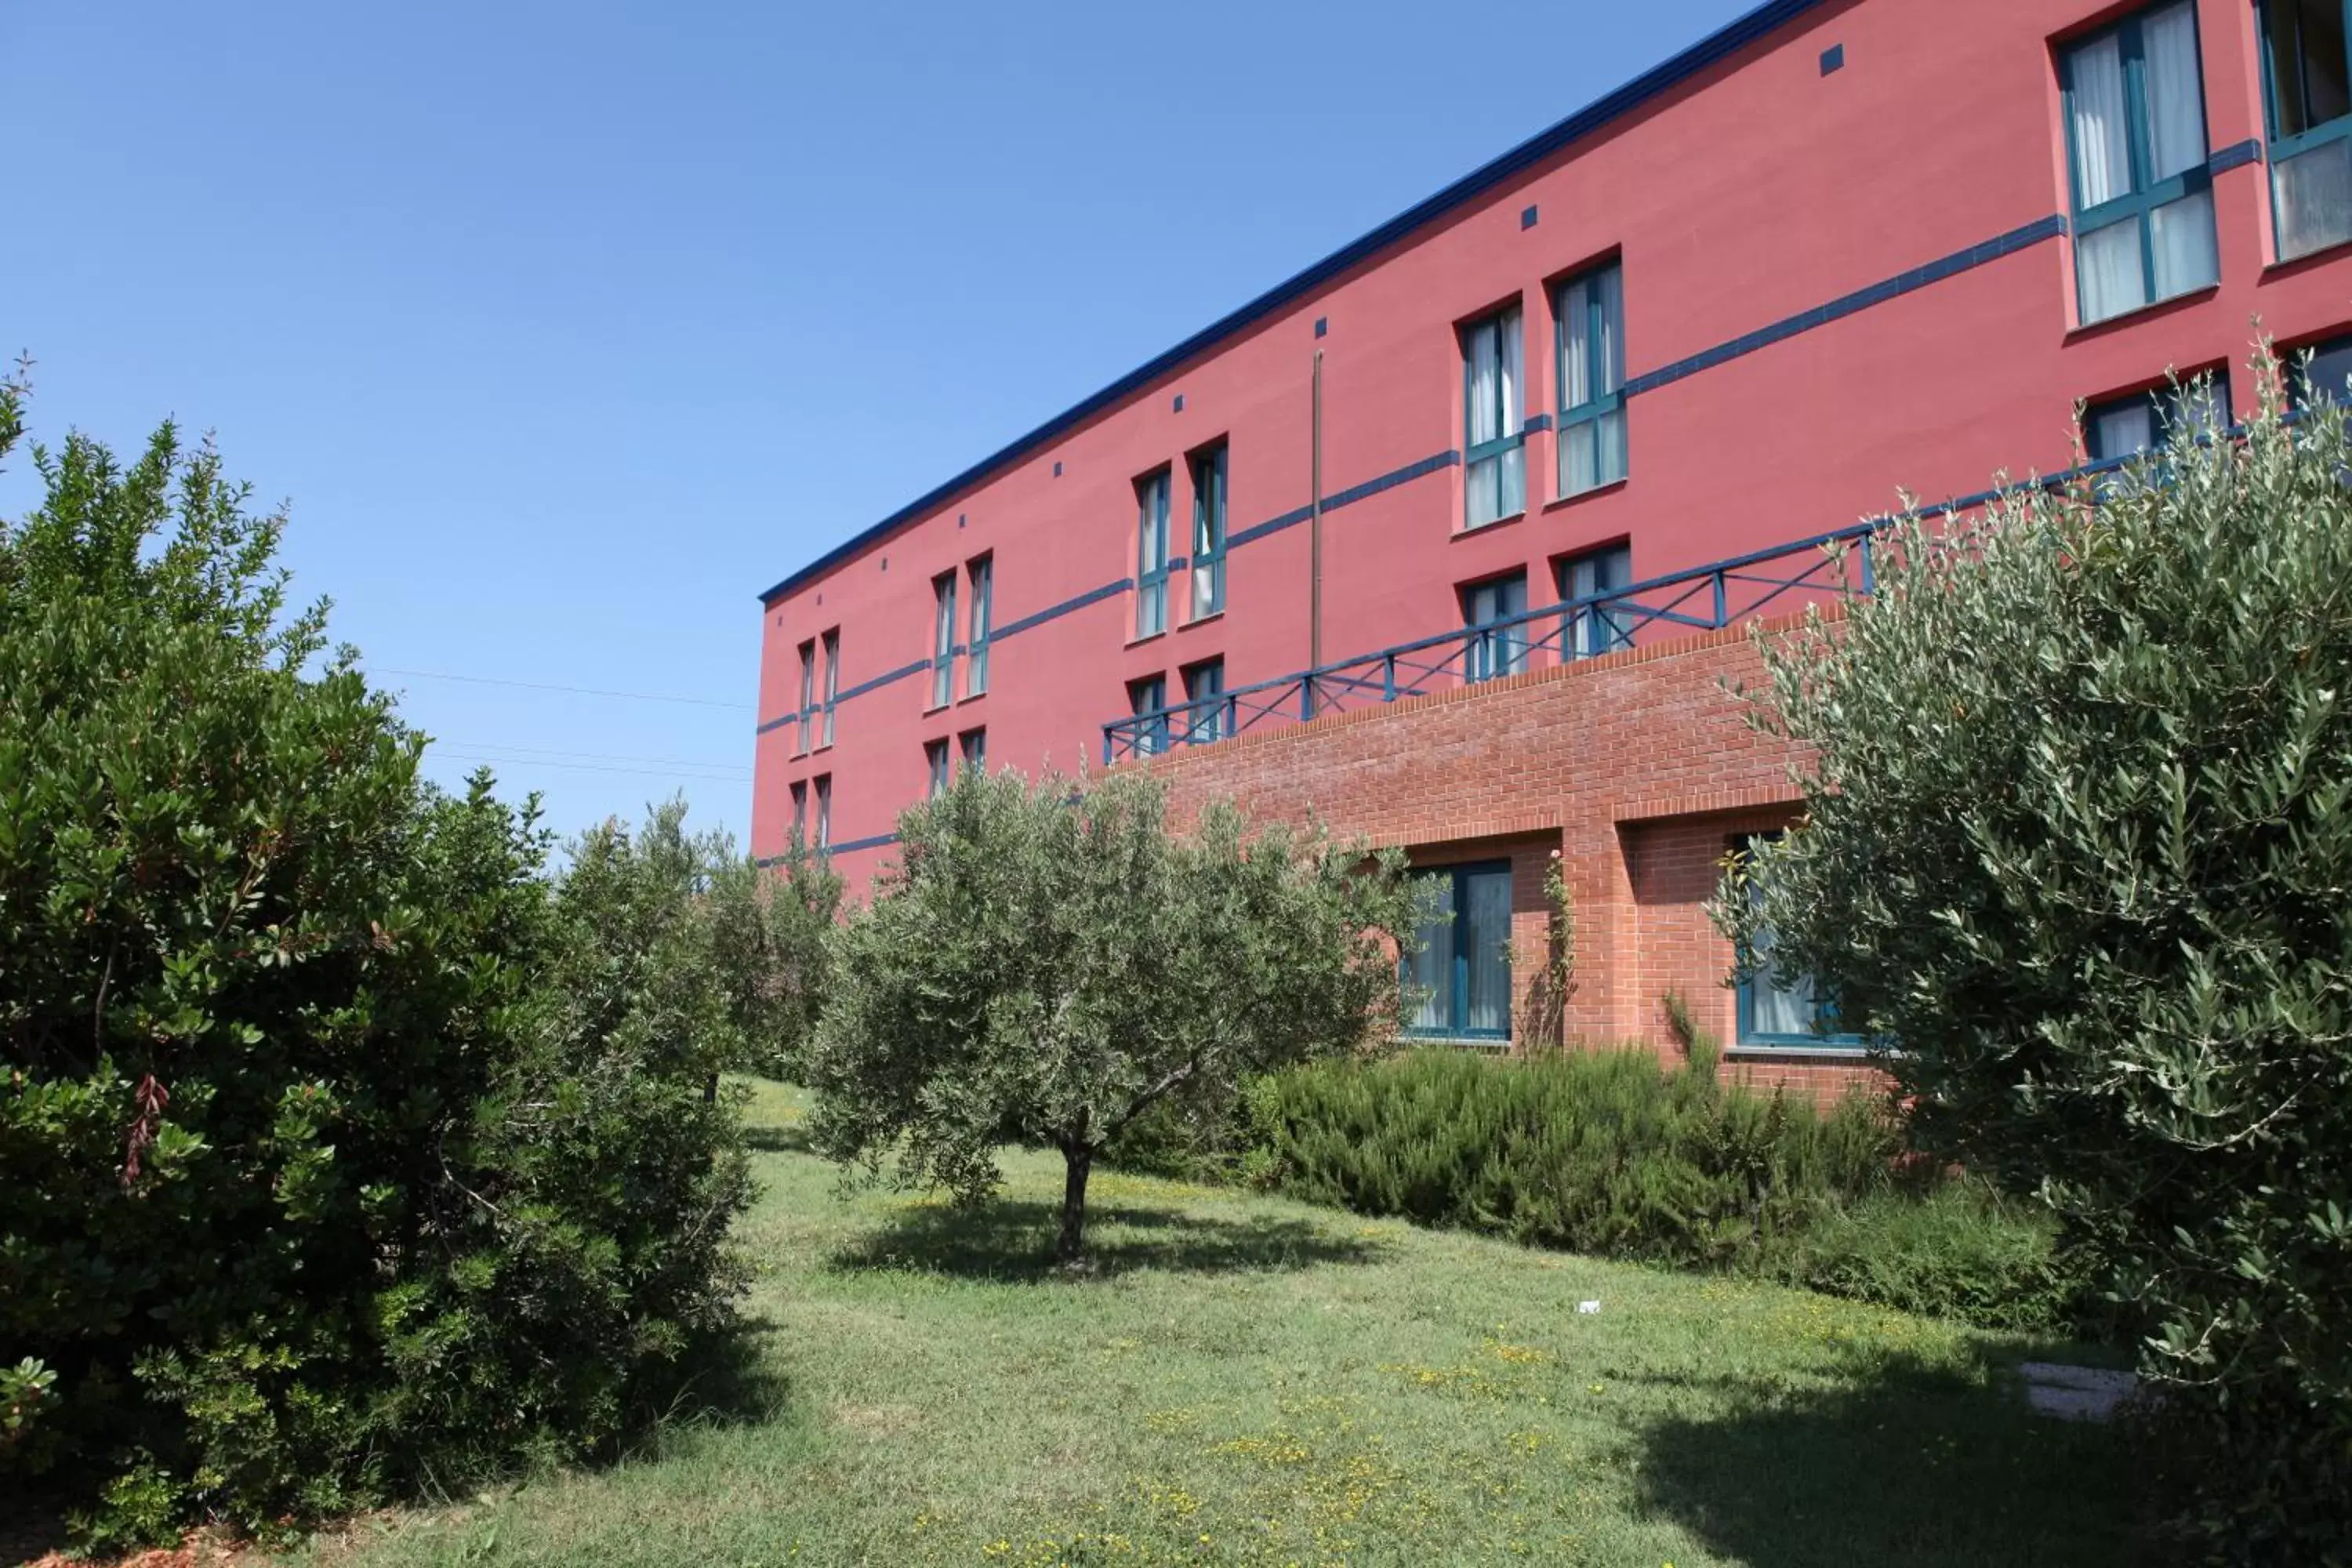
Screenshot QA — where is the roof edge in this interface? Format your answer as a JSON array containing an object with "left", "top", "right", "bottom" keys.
[{"left": 757, "top": 0, "right": 1828, "bottom": 606}]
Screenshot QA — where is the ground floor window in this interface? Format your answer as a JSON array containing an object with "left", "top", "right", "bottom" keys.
[
  {"left": 1403, "top": 861, "right": 1512, "bottom": 1040},
  {"left": 1732, "top": 835, "right": 1864, "bottom": 1051}
]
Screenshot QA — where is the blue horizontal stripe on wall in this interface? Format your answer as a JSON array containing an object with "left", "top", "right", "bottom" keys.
[
  {"left": 2208, "top": 138, "right": 2262, "bottom": 175},
  {"left": 756, "top": 832, "right": 900, "bottom": 868},
  {"left": 1521, "top": 413, "right": 1553, "bottom": 434},
  {"left": 754, "top": 0, "right": 1834, "bottom": 604},
  {"left": 1622, "top": 214, "right": 2068, "bottom": 400},
  {"left": 992, "top": 577, "right": 1136, "bottom": 643},
  {"left": 831, "top": 659, "right": 931, "bottom": 705},
  {"left": 754, "top": 713, "right": 796, "bottom": 735},
  {"left": 1226, "top": 449, "right": 1461, "bottom": 550}
]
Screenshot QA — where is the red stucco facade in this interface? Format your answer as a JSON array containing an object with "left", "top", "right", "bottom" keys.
[{"left": 753, "top": 0, "right": 2352, "bottom": 1070}]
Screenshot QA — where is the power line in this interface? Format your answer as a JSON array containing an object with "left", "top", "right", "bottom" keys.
[
  {"left": 439, "top": 739, "right": 752, "bottom": 772},
  {"left": 375, "top": 666, "right": 753, "bottom": 711}
]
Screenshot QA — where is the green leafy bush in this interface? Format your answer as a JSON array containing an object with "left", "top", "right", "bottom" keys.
[
  {"left": 1725, "top": 346, "right": 2352, "bottom": 1555},
  {"left": 0, "top": 377, "right": 753, "bottom": 1546},
  {"left": 1249, "top": 1047, "right": 1896, "bottom": 1266}
]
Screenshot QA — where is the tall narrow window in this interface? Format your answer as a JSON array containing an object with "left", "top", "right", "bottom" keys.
[
  {"left": 1128, "top": 674, "right": 1169, "bottom": 756},
  {"left": 1136, "top": 470, "right": 1171, "bottom": 637},
  {"left": 966, "top": 556, "right": 993, "bottom": 696},
  {"left": 814, "top": 775, "right": 833, "bottom": 852},
  {"left": 1558, "top": 543, "right": 1634, "bottom": 660},
  {"left": 931, "top": 572, "right": 958, "bottom": 709},
  {"left": 1189, "top": 445, "right": 1228, "bottom": 618},
  {"left": 2061, "top": 2, "right": 2217, "bottom": 326},
  {"left": 958, "top": 728, "right": 986, "bottom": 774},
  {"left": 1183, "top": 658, "right": 1226, "bottom": 745},
  {"left": 2083, "top": 372, "right": 2233, "bottom": 462},
  {"left": 1462, "top": 305, "right": 1526, "bottom": 528},
  {"left": 794, "top": 640, "right": 815, "bottom": 757},
  {"left": 925, "top": 739, "right": 949, "bottom": 798},
  {"left": 1463, "top": 572, "right": 1528, "bottom": 684},
  {"left": 819, "top": 630, "right": 840, "bottom": 747},
  {"left": 2262, "top": 0, "right": 2352, "bottom": 260},
  {"left": 1403, "top": 862, "right": 1512, "bottom": 1040},
  {"left": 1733, "top": 836, "right": 1864, "bottom": 1050},
  {"left": 790, "top": 780, "right": 808, "bottom": 843},
  {"left": 1555, "top": 263, "right": 1627, "bottom": 496}
]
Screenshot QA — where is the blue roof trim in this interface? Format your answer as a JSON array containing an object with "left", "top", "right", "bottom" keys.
[
  {"left": 2208, "top": 137, "right": 2263, "bottom": 175},
  {"left": 755, "top": 0, "right": 1831, "bottom": 604},
  {"left": 1622, "top": 214, "right": 2067, "bottom": 399}
]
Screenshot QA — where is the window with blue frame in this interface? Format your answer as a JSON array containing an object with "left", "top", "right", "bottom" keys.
[
  {"left": 1557, "top": 543, "right": 1634, "bottom": 660},
  {"left": 925, "top": 738, "right": 949, "bottom": 799},
  {"left": 1127, "top": 675, "right": 1169, "bottom": 755},
  {"left": 820, "top": 629, "right": 839, "bottom": 747},
  {"left": 1403, "top": 862, "right": 1513, "bottom": 1040},
  {"left": 958, "top": 727, "right": 986, "bottom": 775},
  {"left": 2291, "top": 331, "right": 2352, "bottom": 407},
  {"left": 1555, "top": 263, "right": 1627, "bottom": 496},
  {"left": 930, "top": 571, "right": 958, "bottom": 709},
  {"left": 1136, "top": 469, "right": 1171, "bottom": 637},
  {"left": 1461, "top": 304, "right": 1526, "bottom": 528},
  {"left": 790, "top": 780, "right": 808, "bottom": 842},
  {"left": 814, "top": 774, "right": 833, "bottom": 852},
  {"left": 1462, "top": 572, "right": 1528, "bottom": 683},
  {"left": 1183, "top": 658, "right": 1226, "bottom": 745},
  {"left": 966, "top": 555, "right": 993, "bottom": 696},
  {"left": 1189, "top": 444, "right": 1229, "bottom": 618},
  {"left": 1732, "top": 836, "right": 1864, "bottom": 1051},
  {"left": 2262, "top": 0, "right": 2352, "bottom": 260},
  {"left": 2060, "top": 2, "right": 2218, "bottom": 326},
  {"left": 794, "top": 639, "right": 815, "bottom": 756},
  {"left": 2083, "top": 370, "right": 2233, "bottom": 462}
]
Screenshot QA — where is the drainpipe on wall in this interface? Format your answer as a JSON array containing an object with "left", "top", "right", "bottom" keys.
[{"left": 1308, "top": 348, "right": 1323, "bottom": 717}]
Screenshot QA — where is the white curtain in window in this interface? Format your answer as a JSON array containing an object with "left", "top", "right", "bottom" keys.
[
  {"left": 1466, "top": 320, "right": 1500, "bottom": 447},
  {"left": 2148, "top": 187, "right": 2220, "bottom": 298},
  {"left": 1463, "top": 872, "right": 1512, "bottom": 1034},
  {"left": 1498, "top": 310, "right": 1521, "bottom": 435},
  {"left": 2276, "top": 138, "right": 2352, "bottom": 260},
  {"left": 1407, "top": 879, "right": 1455, "bottom": 1032},
  {"left": 2069, "top": 33, "right": 2132, "bottom": 210},
  {"left": 1563, "top": 280, "right": 1594, "bottom": 408},
  {"left": 1747, "top": 921, "right": 1818, "bottom": 1038},
  {"left": 2140, "top": 2, "right": 2208, "bottom": 181},
  {"left": 2091, "top": 401, "right": 2156, "bottom": 460},
  {"left": 931, "top": 583, "right": 956, "bottom": 707},
  {"left": 2077, "top": 220, "right": 2146, "bottom": 325},
  {"left": 1595, "top": 266, "right": 1624, "bottom": 395}
]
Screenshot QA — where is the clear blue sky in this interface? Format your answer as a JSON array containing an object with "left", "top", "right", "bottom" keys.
[{"left": 2, "top": 0, "right": 1755, "bottom": 848}]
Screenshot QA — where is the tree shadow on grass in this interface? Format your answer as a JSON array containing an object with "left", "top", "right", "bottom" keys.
[
  {"left": 616, "top": 1313, "right": 797, "bottom": 1460},
  {"left": 1632, "top": 1341, "right": 2161, "bottom": 1568},
  {"left": 829, "top": 1198, "right": 1384, "bottom": 1282},
  {"left": 742, "top": 1121, "right": 815, "bottom": 1155}
]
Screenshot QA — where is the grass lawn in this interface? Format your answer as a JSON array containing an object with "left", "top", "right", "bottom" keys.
[{"left": 300, "top": 1081, "right": 2141, "bottom": 1568}]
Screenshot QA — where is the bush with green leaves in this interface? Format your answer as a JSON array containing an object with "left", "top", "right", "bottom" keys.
[
  {"left": 808, "top": 765, "right": 1415, "bottom": 1263},
  {"left": 0, "top": 377, "right": 753, "bottom": 1548},
  {"left": 1722, "top": 345, "right": 2352, "bottom": 1555},
  {"left": 1248, "top": 1046, "right": 1897, "bottom": 1266}
]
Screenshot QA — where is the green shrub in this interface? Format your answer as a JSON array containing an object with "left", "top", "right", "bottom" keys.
[
  {"left": 0, "top": 379, "right": 753, "bottom": 1545},
  {"left": 1250, "top": 1047, "right": 1896, "bottom": 1266},
  {"left": 1725, "top": 346, "right": 2352, "bottom": 1555}
]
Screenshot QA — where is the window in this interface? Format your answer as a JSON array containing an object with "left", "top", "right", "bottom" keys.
[
  {"left": 1558, "top": 543, "right": 1635, "bottom": 660},
  {"left": 1403, "top": 862, "right": 1512, "bottom": 1040},
  {"left": 794, "top": 640, "right": 815, "bottom": 756},
  {"left": 1733, "top": 837, "right": 1863, "bottom": 1051},
  {"left": 819, "top": 630, "right": 840, "bottom": 747},
  {"left": 1461, "top": 305, "right": 1525, "bottom": 528},
  {"left": 2292, "top": 332, "right": 2352, "bottom": 407},
  {"left": 2262, "top": 0, "right": 2352, "bottom": 260},
  {"left": 1555, "top": 263, "right": 1627, "bottom": 496},
  {"left": 1183, "top": 658, "right": 1226, "bottom": 745},
  {"left": 2060, "top": 2, "right": 2217, "bottom": 325},
  {"left": 790, "top": 780, "right": 808, "bottom": 842},
  {"left": 1189, "top": 445, "right": 1228, "bottom": 618},
  {"left": 814, "top": 775, "right": 833, "bottom": 852},
  {"left": 925, "top": 738, "right": 949, "bottom": 798},
  {"left": 931, "top": 572, "right": 958, "bottom": 709},
  {"left": 1136, "top": 470, "right": 1171, "bottom": 637},
  {"left": 1463, "top": 572, "right": 1528, "bottom": 684},
  {"left": 1127, "top": 674, "right": 1169, "bottom": 756},
  {"left": 2083, "top": 372, "right": 2232, "bottom": 461},
  {"left": 967, "top": 556, "right": 993, "bottom": 696},
  {"left": 959, "top": 727, "right": 986, "bottom": 774}
]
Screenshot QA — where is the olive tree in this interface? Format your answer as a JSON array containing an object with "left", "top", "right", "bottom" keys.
[
  {"left": 807, "top": 766, "right": 1414, "bottom": 1263},
  {"left": 1719, "top": 345, "right": 2352, "bottom": 1557}
]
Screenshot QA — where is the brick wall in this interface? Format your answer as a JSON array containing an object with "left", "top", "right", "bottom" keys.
[{"left": 1133, "top": 612, "right": 1878, "bottom": 1105}]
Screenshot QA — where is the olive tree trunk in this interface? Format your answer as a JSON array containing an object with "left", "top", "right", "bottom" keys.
[{"left": 1057, "top": 1141, "right": 1094, "bottom": 1265}]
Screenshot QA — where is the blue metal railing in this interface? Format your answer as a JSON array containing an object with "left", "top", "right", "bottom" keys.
[{"left": 1095, "top": 435, "right": 2192, "bottom": 768}]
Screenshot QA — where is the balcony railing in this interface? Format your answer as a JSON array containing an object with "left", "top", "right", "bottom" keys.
[{"left": 1096, "top": 435, "right": 2187, "bottom": 768}]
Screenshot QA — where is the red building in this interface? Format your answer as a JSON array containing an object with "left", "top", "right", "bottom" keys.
[{"left": 754, "top": 0, "right": 2352, "bottom": 1084}]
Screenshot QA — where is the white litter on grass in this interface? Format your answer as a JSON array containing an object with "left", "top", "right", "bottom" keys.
[
  {"left": 1577, "top": 1300, "right": 1602, "bottom": 1315},
  {"left": 2020, "top": 1362, "right": 2138, "bottom": 1422}
]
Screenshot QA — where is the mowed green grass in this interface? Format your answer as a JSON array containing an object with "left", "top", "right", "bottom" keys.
[{"left": 302, "top": 1081, "right": 2140, "bottom": 1568}]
